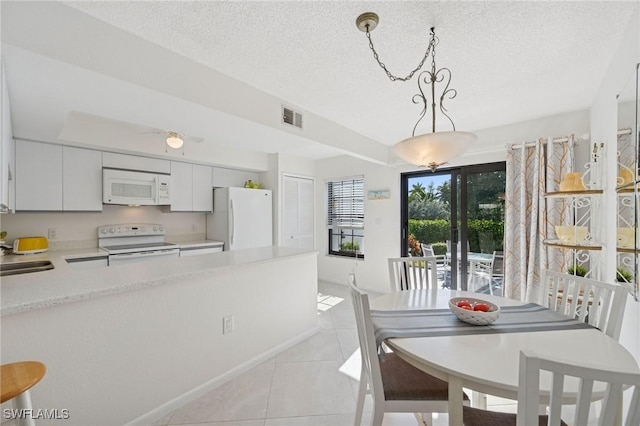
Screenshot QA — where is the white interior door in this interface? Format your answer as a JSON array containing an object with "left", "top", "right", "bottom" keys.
[{"left": 282, "top": 174, "right": 314, "bottom": 249}]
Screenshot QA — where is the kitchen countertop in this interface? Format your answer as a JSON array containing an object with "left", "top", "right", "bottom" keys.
[{"left": 0, "top": 245, "right": 316, "bottom": 316}]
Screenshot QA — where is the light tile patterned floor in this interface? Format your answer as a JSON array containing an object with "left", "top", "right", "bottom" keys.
[{"left": 152, "top": 281, "right": 515, "bottom": 426}]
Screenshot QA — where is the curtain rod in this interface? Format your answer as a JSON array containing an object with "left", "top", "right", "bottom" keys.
[
  {"left": 508, "top": 135, "right": 574, "bottom": 150},
  {"left": 509, "top": 128, "right": 633, "bottom": 150}
]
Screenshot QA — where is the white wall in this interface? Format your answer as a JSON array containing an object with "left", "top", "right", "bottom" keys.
[
  {"left": 589, "top": 7, "right": 640, "bottom": 363},
  {"left": 315, "top": 109, "right": 590, "bottom": 294}
]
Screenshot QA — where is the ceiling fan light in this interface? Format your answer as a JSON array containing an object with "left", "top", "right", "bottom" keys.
[
  {"left": 393, "top": 131, "right": 477, "bottom": 171},
  {"left": 166, "top": 132, "right": 184, "bottom": 149}
]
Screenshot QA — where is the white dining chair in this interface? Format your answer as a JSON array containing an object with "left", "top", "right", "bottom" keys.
[
  {"left": 540, "top": 269, "right": 628, "bottom": 341},
  {"left": 421, "top": 244, "right": 449, "bottom": 285},
  {"left": 463, "top": 350, "right": 640, "bottom": 426},
  {"left": 473, "top": 250, "right": 504, "bottom": 295},
  {"left": 388, "top": 257, "right": 438, "bottom": 291},
  {"left": 348, "top": 274, "right": 469, "bottom": 426}
]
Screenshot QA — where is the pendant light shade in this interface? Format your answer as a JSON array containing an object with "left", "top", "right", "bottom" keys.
[{"left": 393, "top": 131, "right": 477, "bottom": 171}]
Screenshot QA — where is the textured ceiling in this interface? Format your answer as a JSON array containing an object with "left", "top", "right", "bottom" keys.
[
  {"left": 62, "top": 0, "right": 637, "bottom": 148},
  {"left": 2, "top": 1, "right": 637, "bottom": 163}
]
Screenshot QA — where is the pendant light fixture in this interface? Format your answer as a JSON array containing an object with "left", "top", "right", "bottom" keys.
[{"left": 356, "top": 13, "right": 476, "bottom": 171}]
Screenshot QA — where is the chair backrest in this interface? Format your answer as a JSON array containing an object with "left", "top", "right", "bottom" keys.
[
  {"left": 388, "top": 257, "right": 438, "bottom": 291},
  {"left": 540, "top": 269, "right": 628, "bottom": 341},
  {"left": 348, "top": 275, "right": 385, "bottom": 405},
  {"left": 421, "top": 243, "right": 435, "bottom": 257},
  {"left": 491, "top": 250, "right": 504, "bottom": 277},
  {"left": 516, "top": 350, "right": 640, "bottom": 426}
]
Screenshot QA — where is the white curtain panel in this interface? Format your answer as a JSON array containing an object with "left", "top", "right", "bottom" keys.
[
  {"left": 545, "top": 136, "right": 575, "bottom": 277},
  {"left": 505, "top": 139, "right": 545, "bottom": 301},
  {"left": 504, "top": 137, "right": 574, "bottom": 302}
]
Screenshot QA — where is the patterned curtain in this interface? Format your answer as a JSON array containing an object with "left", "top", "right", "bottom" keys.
[
  {"left": 545, "top": 136, "right": 575, "bottom": 278},
  {"left": 504, "top": 137, "right": 575, "bottom": 302},
  {"left": 504, "top": 139, "right": 545, "bottom": 301}
]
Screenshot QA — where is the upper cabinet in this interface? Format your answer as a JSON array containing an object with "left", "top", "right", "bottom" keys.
[
  {"left": 1, "top": 65, "right": 15, "bottom": 213},
  {"left": 63, "top": 146, "right": 102, "bottom": 211},
  {"left": 169, "top": 161, "right": 212, "bottom": 212},
  {"left": 192, "top": 164, "right": 213, "bottom": 212},
  {"left": 15, "top": 141, "right": 102, "bottom": 211},
  {"left": 15, "top": 141, "right": 63, "bottom": 211}
]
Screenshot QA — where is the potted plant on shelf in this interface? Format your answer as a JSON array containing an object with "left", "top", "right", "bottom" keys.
[
  {"left": 615, "top": 267, "right": 633, "bottom": 283},
  {"left": 567, "top": 264, "right": 587, "bottom": 277}
]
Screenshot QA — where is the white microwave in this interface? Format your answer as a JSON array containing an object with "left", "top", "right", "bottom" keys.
[{"left": 103, "top": 169, "right": 171, "bottom": 206}]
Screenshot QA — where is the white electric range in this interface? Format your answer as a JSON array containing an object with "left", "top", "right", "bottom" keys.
[{"left": 98, "top": 224, "right": 180, "bottom": 266}]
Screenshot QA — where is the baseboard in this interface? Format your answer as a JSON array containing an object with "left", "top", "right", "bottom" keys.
[{"left": 125, "top": 326, "right": 319, "bottom": 426}]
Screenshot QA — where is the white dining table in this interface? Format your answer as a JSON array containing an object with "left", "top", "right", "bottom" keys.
[{"left": 370, "top": 289, "right": 639, "bottom": 426}]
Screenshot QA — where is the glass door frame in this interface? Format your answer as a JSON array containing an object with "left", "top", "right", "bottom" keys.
[{"left": 401, "top": 161, "right": 506, "bottom": 290}]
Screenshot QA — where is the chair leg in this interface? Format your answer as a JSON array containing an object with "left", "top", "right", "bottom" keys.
[{"left": 355, "top": 366, "right": 367, "bottom": 426}]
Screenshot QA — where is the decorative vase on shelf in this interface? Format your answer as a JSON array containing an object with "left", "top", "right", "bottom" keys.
[
  {"left": 618, "top": 167, "right": 634, "bottom": 187},
  {"left": 558, "top": 172, "right": 586, "bottom": 192}
]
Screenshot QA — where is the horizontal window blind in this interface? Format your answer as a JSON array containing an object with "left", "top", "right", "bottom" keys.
[{"left": 327, "top": 177, "right": 364, "bottom": 228}]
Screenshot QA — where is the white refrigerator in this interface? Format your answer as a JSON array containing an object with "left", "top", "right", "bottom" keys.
[{"left": 207, "top": 187, "right": 273, "bottom": 251}]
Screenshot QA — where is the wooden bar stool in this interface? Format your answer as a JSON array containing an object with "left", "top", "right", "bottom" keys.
[{"left": 1, "top": 361, "right": 46, "bottom": 426}]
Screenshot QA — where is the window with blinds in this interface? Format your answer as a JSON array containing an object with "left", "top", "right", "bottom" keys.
[{"left": 327, "top": 176, "right": 365, "bottom": 258}]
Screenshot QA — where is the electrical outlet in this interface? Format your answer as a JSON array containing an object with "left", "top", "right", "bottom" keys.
[
  {"left": 222, "top": 315, "right": 234, "bottom": 334},
  {"left": 48, "top": 228, "right": 57, "bottom": 240}
]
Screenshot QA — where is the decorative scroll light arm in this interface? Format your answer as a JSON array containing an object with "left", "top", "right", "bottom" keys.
[{"left": 356, "top": 13, "right": 476, "bottom": 171}]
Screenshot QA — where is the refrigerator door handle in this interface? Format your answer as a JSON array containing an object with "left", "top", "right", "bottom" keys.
[{"left": 230, "top": 199, "right": 235, "bottom": 246}]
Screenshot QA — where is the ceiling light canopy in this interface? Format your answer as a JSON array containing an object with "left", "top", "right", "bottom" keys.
[
  {"left": 166, "top": 132, "right": 184, "bottom": 149},
  {"left": 356, "top": 13, "right": 476, "bottom": 171}
]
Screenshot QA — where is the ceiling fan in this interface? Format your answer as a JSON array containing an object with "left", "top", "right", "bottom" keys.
[{"left": 139, "top": 129, "right": 205, "bottom": 153}]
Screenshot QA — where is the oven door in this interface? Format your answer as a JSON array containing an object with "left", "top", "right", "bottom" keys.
[{"left": 108, "top": 248, "right": 180, "bottom": 266}]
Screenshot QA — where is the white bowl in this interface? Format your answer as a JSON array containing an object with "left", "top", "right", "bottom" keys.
[
  {"left": 554, "top": 226, "right": 588, "bottom": 244},
  {"left": 449, "top": 297, "right": 500, "bottom": 326}
]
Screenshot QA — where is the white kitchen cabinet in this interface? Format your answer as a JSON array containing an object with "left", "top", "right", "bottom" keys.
[
  {"left": 15, "top": 140, "right": 63, "bottom": 211},
  {"left": 103, "top": 152, "right": 170, "bottom": 174},
  {"left": 282, "top": 174, "right": 314, "bottom": 249},
  {"left": 193, "top": 164, "right": 213, "bottom": 212},
  {"left": 63, "top": 146, "right": 102, "bottom": 211},
  {"left": 170, "top": 161, "right": 193, "bottom": 211},
  {"left": 169, "top": 161, "right": 212, "bottom": 212},
  {"left": 0, "top": 65, "right": 15, "bottom": 213}
]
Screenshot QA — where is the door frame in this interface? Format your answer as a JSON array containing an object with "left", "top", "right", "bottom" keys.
[{"left": 401, "top": 162, "right": 506, "bottom": 290}]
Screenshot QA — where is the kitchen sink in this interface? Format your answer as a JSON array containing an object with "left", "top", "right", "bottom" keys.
[{"left": 0, "top": 260, "right": 54, "bottom": 276}]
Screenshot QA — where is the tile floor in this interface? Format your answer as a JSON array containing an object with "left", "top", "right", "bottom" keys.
[{"left": 152, "top": 281, "right": 516, "bottom": 426}]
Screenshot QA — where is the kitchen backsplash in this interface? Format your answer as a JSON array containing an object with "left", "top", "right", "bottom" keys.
[{"left": 0, "top": 204, "right": 208, "bottom": 250}]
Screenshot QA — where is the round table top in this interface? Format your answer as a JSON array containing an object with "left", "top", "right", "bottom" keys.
[{"left": 1, "top": 361, "right": 46, "bottom": 403}]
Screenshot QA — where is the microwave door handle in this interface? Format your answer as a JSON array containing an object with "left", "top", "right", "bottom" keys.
[
  {"left": 153, "top": 177, "right": 158, "bottom": 204},
  {"left": 230, "top": 199, "right": 235, "bottom": 246}
]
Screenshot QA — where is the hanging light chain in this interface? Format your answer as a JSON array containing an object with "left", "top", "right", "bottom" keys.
[{"left": 365, "top": 25, "right": 436, "bottom": 82}]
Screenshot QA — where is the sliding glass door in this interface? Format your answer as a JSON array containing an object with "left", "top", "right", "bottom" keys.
[{"left": 401, "top": 162, "right": 506, "bottom": 292}]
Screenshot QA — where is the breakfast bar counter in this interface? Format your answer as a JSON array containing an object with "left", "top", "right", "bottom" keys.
[
  {"left": 0, "top": 246, "right": 319, "bottom": 425},
  {"left": 1, "top": 245, "right": 314, "bottom": 315}
]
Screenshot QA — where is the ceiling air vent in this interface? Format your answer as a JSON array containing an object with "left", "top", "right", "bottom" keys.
[{"left": 282, "top": 106, "right": 303, "bottom": 129}]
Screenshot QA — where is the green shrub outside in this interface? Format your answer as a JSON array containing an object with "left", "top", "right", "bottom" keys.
[
  {"left": 339, "top": 241, "right": 360, "bottom": 251},
  {"left": 431, "top": 242, "right": 447, "bottom": 256},
  {"left": 409, "top": 218, "right": 504, "bottom": 252}
]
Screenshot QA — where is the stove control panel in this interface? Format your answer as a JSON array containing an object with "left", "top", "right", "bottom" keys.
[{"left": 98, "top": 224, "right": 165, "bottom": 238}]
